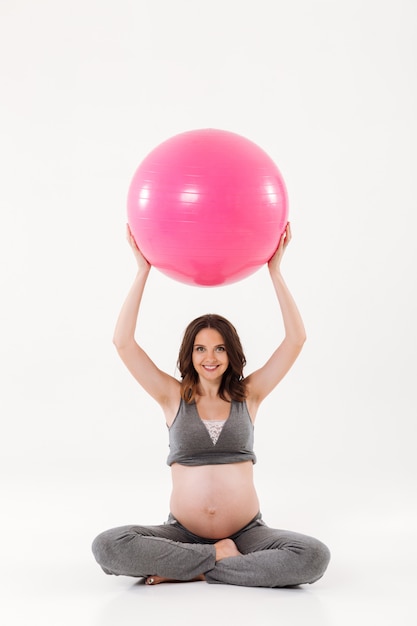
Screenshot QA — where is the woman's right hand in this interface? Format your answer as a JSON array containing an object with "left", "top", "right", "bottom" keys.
[{"left": 126, "top": 224, "right": 151, "bottom": 273}]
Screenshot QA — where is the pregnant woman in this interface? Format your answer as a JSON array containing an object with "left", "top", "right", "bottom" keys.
[{"left": 92, "top": 223, "right": 330, "bottom": 587}]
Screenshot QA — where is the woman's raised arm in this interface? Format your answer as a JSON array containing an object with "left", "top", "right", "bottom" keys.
[
  {"left": 113, "top": 226, "right": 180, "bottom": 411},
  {"left": 246, "top": 223, "right": 306, "bottom": 406}
]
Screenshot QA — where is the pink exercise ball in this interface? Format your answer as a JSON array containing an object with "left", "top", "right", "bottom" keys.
[{"left": 127, "top": 128, "right": 288, "bottom": 286}]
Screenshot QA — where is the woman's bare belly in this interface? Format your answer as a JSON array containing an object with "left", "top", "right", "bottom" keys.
[{"left": 169, "top": 461, "right": 259, "bottom": 539}]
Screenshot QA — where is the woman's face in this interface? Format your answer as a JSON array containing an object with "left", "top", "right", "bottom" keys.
[{"left": 192, "top": 327, "right": 229, "bottom": 382}]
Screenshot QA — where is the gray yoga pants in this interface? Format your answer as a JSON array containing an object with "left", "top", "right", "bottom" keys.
[{"left": 92, "top": 513, "right": 330, "bottom": 588}]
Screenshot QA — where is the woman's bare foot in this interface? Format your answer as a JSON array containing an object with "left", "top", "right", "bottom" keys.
[
  {"left": 145, "top": 574, "right": 205, "bottom": 585},
  {"left": 214, "top": 538, "right": 241, "bottom": 561},
  {"left": 145, "top": 539, "right": 240, "bottom": 585}
]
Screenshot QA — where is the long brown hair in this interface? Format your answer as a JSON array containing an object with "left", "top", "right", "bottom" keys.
[{"left": 177, "top": 313, "right": 247, "bottom": 403}]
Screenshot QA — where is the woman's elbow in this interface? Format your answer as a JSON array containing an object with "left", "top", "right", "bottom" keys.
[
  {"left": 291, "top": 332, "right": 307, "bottom": 352},
  {"left": 112, "top": 335, "right": 131, "bottom": 352}
]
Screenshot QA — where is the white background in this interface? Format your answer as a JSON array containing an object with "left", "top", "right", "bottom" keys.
[{"left": 1, "top": 1, "right": 416, "bottom": 624}]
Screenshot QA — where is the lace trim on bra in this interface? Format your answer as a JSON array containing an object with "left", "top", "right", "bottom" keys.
[{"left": 201, "top": 419, "right": 226, "bottom": 445}]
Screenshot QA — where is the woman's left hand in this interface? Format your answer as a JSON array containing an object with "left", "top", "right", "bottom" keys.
[{"left": 268, "top": 222, "right": 291, "bottom": 273}]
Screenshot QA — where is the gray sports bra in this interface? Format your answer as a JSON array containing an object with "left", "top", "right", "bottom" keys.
[{"left": 167, "top": 398, "right": 257, "bottom": 466}]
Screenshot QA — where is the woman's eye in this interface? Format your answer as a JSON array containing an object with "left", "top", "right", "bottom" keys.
[
  {"left": 216, "top": 346, "right": 226, "bottom": 352},
  {"left": 195, "top": 346, "right": 205, "bottom": 352}
]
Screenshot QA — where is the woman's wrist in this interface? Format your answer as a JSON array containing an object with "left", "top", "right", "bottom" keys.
[
  {"left": 135, "top": 262, "right": 151, "bottom": 277},
  {"left": 268, "top": 263, "right": 283, "bottom": 279}
]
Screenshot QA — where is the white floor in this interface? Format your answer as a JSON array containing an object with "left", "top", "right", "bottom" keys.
[{"left": 2, "top": 475, "right": 416, "bottom": 626}]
